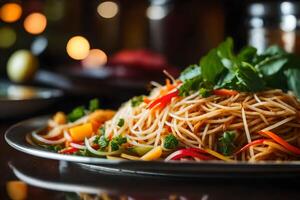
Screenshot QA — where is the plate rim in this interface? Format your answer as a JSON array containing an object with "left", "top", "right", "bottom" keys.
[{"left": 5, "top": 115, "right": 300, "bottom": 168}]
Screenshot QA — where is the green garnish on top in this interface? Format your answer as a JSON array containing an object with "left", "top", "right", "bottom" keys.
[{"left": 179, "top": 37, "right": 300, "bottom": 98}]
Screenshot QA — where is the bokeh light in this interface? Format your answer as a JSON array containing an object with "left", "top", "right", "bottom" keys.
[
  {"left": 31, "top": 36, "right": 48, "bottom": 55},
  {"left": 0, "top": 3, "right": 22, "bottom": 23},
  {"left": 24, "top": 13, "right": 47, "bottom": 35},
  {"left": 97, "top": 1, "right": 119, "bottom": 19},
  {"left": 66, "top": 36, "right": 90, "bottom": 60},
  {"left": 146, "top": 5, "right": 168, "bottom": 20},
  {"left": 82, "top": 49, "right": 107, "bottom": 68},
  {"left": 0, "top": 27, "right": 16, "bottom": 48}
]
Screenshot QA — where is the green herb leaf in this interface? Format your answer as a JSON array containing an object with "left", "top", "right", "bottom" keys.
[
  {"left": 200, "top": 49, "right": 224, "bottom": 83},
  {"left": 179, "top": 38, "right": 300, "bottom": 99},
  {"left": 164, "top": 134, "right": 179, "bottom": 149},
  {"left": 110, "top": 140, "right": 119, "bottom": 151},
  {"left": 234, "top": 62, "right": 265, "bottom": 92},
  {"left": 285, "top": 68, "right": 300, "bottom": 98},
  {"left": 131, "top": 96, "right": 144, "bottom": 107},
  {"left": 89, "top": 98, "right": 100, "bottom": 112},
  {"left": 237, "top": 46, "right": 257, "bottom": 63},
  {"left": 218, "top": 131, "right": 236, "bottom": 156},
  {"left": 117, "top": 118, "right": 125, "bottom": 127},
  {"left": 44, "top": 144, "right": 63, "bottom": 152},
  {"left": 98, "top": 135, "right": 109, "bottom": 149},
  {"left": 110, "top": 135, "right": 127, "bottom": 151},
  {"left": 179, "top": 76, "right": 203, "bottom": 96},
  {"left": 199, "top": 88, "right": 211, "bottom": 97},
  {"left": 179, "top": 64, "right": 201, "bottom": 81},
  {"left": 67, "top": 106, "right": 85, "bottom": 122},
  {"left": 75, "top": 149, "right": 90, "bottom": 156},
  {"left": 99, "top": 127, "right": 105, "bottom": 135}
]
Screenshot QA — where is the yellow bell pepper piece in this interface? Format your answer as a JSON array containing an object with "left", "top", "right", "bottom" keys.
[
  {"left": 69, "top": 123, "right": 93, "bottom": 142},
  {"left": 141, "top": 146, "right": 162, "bottom": 161}
]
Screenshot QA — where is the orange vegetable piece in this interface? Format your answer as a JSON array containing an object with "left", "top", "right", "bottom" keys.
[
  {"left": 53, "top": 111, "right": 67, "bottom": 124},
  {"left": 89, "top": 110, "right": 115, "bottom": 124},
  {"left": 90, "top": 119, "right": 101, "bottom": 132},
  {"left": 69, "top": 123, "right": 93, "bottom": 142},
  {"left": 6, "top": 181, "right": 28, "bottom": 200}
]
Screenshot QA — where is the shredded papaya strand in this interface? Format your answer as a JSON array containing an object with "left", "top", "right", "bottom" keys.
[
  {"left": 235, "top": 139, "right": 270, "bottom": 155},
  {"left": 263, "top": 141, "right": 293, "bottom": 155},
  {"left": 213, "top": 89, "right": 239, "bottom": 96},
  {"left": 258, "top": 130, "right": 300, "bottom": 155},
  {"left": 204, "top": 149, "right": 234, "bottom": 162}
]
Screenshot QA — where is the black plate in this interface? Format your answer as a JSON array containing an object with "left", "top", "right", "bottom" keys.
[{"left": 5, "top": 116, "right": 300, "bottom": 178}]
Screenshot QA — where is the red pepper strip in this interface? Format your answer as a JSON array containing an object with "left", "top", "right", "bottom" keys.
[
  {"left": 259, "top": 130, "right": 300, "bottom": 155},
  {"left": 213, "top": 89, "right": 239, "bottom": 96},
  {"left": 59, "top": 147, "right": 78, "bottom": 154},
  {"left": 148, "top": 90, "right": 179, "bottom": 109},
  {"left": 92, "top": 144, "right": 100, "bottom": 150},
  {"left": 234, "top": 139, "right": 270, "bottom": 155},
  {"left": 171, "top": 149, "right": 212, "bottom": 160},
  {"left": 185, "top": 147, "right": 209, "bottom": 155}
]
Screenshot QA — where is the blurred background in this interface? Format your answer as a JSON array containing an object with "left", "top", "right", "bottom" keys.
[{"left": 1, "top": 0, "right": 300, "bottom": 105}]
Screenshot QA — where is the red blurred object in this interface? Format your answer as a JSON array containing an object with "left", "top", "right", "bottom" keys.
[
  {"left": 107, "top": 49, "right": 179, "bottom": 80},
  {"left": 108, "top": 49, "right": 169, "bottom": 70}
]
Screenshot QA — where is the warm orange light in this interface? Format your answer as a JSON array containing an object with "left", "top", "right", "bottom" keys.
[
  {"left": 66, "top": 36, "right": 90, "bottom": 60},
  {"left": 24, "top": 13, "right": 47, "bottom": 35},
  {"left": 0, "top": 3, "right": 22, "bottom": 23},
  {"left": 82, "top": 49, "right": 107, "bottom": 68}
]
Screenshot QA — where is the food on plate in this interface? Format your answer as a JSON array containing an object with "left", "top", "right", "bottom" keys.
[{"left": 30, "top": 38, "right": 300, "bottom": 162}]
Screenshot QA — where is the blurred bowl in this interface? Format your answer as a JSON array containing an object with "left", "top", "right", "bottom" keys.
[{"left": 0, "top": 81, "right": 63, "bottom": 118}]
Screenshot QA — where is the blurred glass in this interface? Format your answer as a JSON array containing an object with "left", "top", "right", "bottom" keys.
[{"left": 247, "top": 1, "right": 300, "bottom": 54}]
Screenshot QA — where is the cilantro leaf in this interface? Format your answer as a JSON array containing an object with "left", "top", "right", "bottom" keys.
[
  {"left": 178, "top": 37, "right": 300, "bottom": 99},
  {"left": 67, "top": 106, "right": 85, "bottom": 122},
  {"left": 131, "top": 96, "right": 144, "bottom": 107},
  {"left": 99, "top": 127, "right": 105, "bottom": 135},
  {"left": 234, "top": 62, "right": 265, "bottom": 92},
  {"left": 285, "top": 68, "right": 300, "bottom": 98},
  {"left": 164, "top": 134, "right": 178, "bottom": 149},
  {"left": 89, "top": 98, "right": 100, "bottom": 112},
  {"left": 179, "top": 64, "right": 201, "bottom": 81},
  {"left": 237, "top": 46, "right": 257, "bottom": 63},
  {"left": 218, "top": 131, "right": 236, "bottom": 156},
  {"left": 98, "top": 135, "right": 109, "bottom": 149},
  {"left": 110, "top": 135, "right": 127, "bottom": 151},
  {"left": 179, "top": 76, "right": 203, "bottom": 96},
  {"left": 200, "top": 49, "right": 224, "bottom": 83},
  {"left": 117, "top": 118, "right": 125, "bottom": 127}
]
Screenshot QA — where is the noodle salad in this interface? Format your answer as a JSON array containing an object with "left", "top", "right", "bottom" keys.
[{"left": 30, "top": 38, "right": 300, "bottom": 162}]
